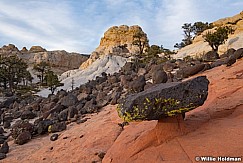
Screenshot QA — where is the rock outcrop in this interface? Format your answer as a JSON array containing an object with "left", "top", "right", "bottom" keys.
[
  {"left": 20, "top": 50, "right": 88, "bottom": 74},
  {"left": 29, "top": 46, "right": 47, "bottom": 53},
  {"left": 80, "top": 25, "right": 149, "bottom": 69},
  {"left": 0, "top": 44, "right": 20, "bottom": 56},
  {"left": 0, "top": 44, "right": 89, "bottom": 74},
  {"left": 175, "top": 11, "right": 243, "bottom": 58},
  {"left": 117, "top": 76, "right": 209, "bottom": 121}
]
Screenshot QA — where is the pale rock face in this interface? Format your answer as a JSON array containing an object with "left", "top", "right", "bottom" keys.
[
  {"left": 80, "top": 25, "right": 149, "bottom": 69},
  {"left": 19, "top": 51, "right": 88, "bottom": 74},
  {"left": 38, "top": 55, "right": 127, "bottom": 97},
  {"left": 0, "top": 44, "right": 88, "bottom": 75},
  {"left": 175, "top": 11, "right": 243, "bottom": 59}
]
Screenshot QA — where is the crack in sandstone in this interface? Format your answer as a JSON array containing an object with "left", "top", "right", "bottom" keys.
[{"left": 176, "top": 138, "right": 193, "bottom": 163}]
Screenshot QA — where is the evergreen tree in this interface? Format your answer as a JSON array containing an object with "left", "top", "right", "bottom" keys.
[
  {"left": 45, "top": 70, "right": 62, "bottom": 94},
  {"left": 174, "top": 22, "right": 213, "bottom": 49},
  {"left": 132, "top": 31, "right": 149, "bottom": 55},
  {"left": 33, "top": 61, "right": 50, "bottom": 84},
  {"left": 203, "top": 26, "right": 234, "bottom": 52},
  {"left": 0, "top": 55, "right": 31, "bottom": 92}
]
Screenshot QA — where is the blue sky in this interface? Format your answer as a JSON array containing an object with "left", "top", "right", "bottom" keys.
[{"left": 0, "top": 0, "right": 242, "bottom": 53}]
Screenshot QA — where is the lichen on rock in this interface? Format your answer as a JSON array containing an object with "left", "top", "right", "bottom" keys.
[{"left": 117, "top": 76, "right": 209, "bottom": 121}]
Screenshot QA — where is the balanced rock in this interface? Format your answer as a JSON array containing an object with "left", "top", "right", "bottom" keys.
[{"left": 117, "top": 76, "right": 209, "bottom": 121}]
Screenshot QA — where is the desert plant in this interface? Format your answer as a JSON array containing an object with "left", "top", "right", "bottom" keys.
[{"left": 203, "top": 26, "right": 234, "bottom": 52}]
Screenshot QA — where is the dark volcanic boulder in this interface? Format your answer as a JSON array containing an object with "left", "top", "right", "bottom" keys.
[
  {"left": 0, "top": 141, "right": 9, "bottom": 154},
  {"left": 58, "top": 109, "right": 68, "bottom": 121},
  {"left": 50, "top": 133, "right": 59, "bottom": 141},
  {"left": 232, "top": 48, "right": 243, "bottom": 59},
  {"left": 0, "top": 153, "right": 6, "bottom": 160},
  {"left": 117, "top": 76, "right": 209, "bottom": 121},
  {"left": 202, "top": 51, "right": 219, "bottom": 61},
  {"left": 220, "top": 48, "right": 235, "bottom": 58},
  {"left": 11, "top": 120, "right": 34, "bottom": 139},
  {"left": 210, "top": 58, "right": 227, "bottom": 68},
  {"left": 67, "top": 106, "right": 78, "bottom": 119},
  {"left": 15, "top": 131, "right": 32, "bottom": 145},
  {"left": 175, "top": 64, "right": 205, "bottom": 79},
  {"left": 21, "top": 110, "right": 36, "bottom": 120},
  {"left": 129, "top": 75, "right": 146, "bottom": 93},
  {"left": 226, "top": 55, "right": 236, "bottom": 67},
  {"left": 35, "top": 119, "right": 53, "bottom": 135},
  {"left": 3, "top": 96, "right": 16, "bottom": 108},
  {"left": 48, "top": 122, "right": 66, "bottom": 133},
  {"left": 0, "top": 127, "right": 4, "bottom": 134},
  {"left": 152, "top": 70, "right": 167, "bottom": 84},
  {"left": 59, "top": 94, "right": 78, "bottom": 107},
  {"left": 3, "top": 121, "right": 11, "bottom": 129}
]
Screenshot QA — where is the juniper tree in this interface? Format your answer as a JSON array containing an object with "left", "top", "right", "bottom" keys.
[
  {"left": 45, "top": 70, "right": 62, "bottom": 94},
  {"left": 203, "top": 26, "right": 234, "bottom": 52},
  {"left": 0, "top": 55, "right": 31, "bottom": 92},
  {"left": 33, "top": 61, "right": 50, "bottom": 84}
]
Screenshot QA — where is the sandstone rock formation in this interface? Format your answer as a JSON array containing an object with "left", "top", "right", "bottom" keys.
[
  {"left": 80, "top": 25, "right": 149, "bottom": 69},
  {"left": 20, "top": 50, "right": 88, "bottom": 74},
  {"left": 0, "top": 44, "right": 88, "bottom": 74},
  {"left": 175, "top": 11, "right": 243, "bottom": 58},
  {"left": 0, "top": 44, "right": 20, "bottom": 56},
  {"left": 29, "top": 46, "right": 47, "bottom": 53}
]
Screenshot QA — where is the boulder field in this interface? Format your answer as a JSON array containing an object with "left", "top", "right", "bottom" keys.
[{"left": 3, "top": 58, "right": 243, "bottom": 163}]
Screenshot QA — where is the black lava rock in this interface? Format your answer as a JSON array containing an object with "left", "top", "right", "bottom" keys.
[
  {"left": 0, "top": 141, "right": 9, "bottom": 154},
  {"left": 117, "top": 76, "right": 209, "bottom": 121},
  {"left": 21, "top": 110, "right": 36, "bottom": 120},
  {"left": 50, "top": 134, "right": 59, "bottom": 141},
  {"left": 48, "top": 122, "right": 67, "bottom": 133},
  {"left": 0, "top": 153, "right": 6, "bottom": 160},
  {"left": 15, "top": 131, "right": 32, "bottom": 145}
]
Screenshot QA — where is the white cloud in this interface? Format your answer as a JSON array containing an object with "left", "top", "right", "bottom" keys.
[
  {"left": 151, "top": 0, "right": 200, "bottom": 48},
  {"left": 0, "top": 1, "right": 92, "bottom": 53},
  {"left": 0, "top": 0, "right": 242, "bottom": 53}
]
